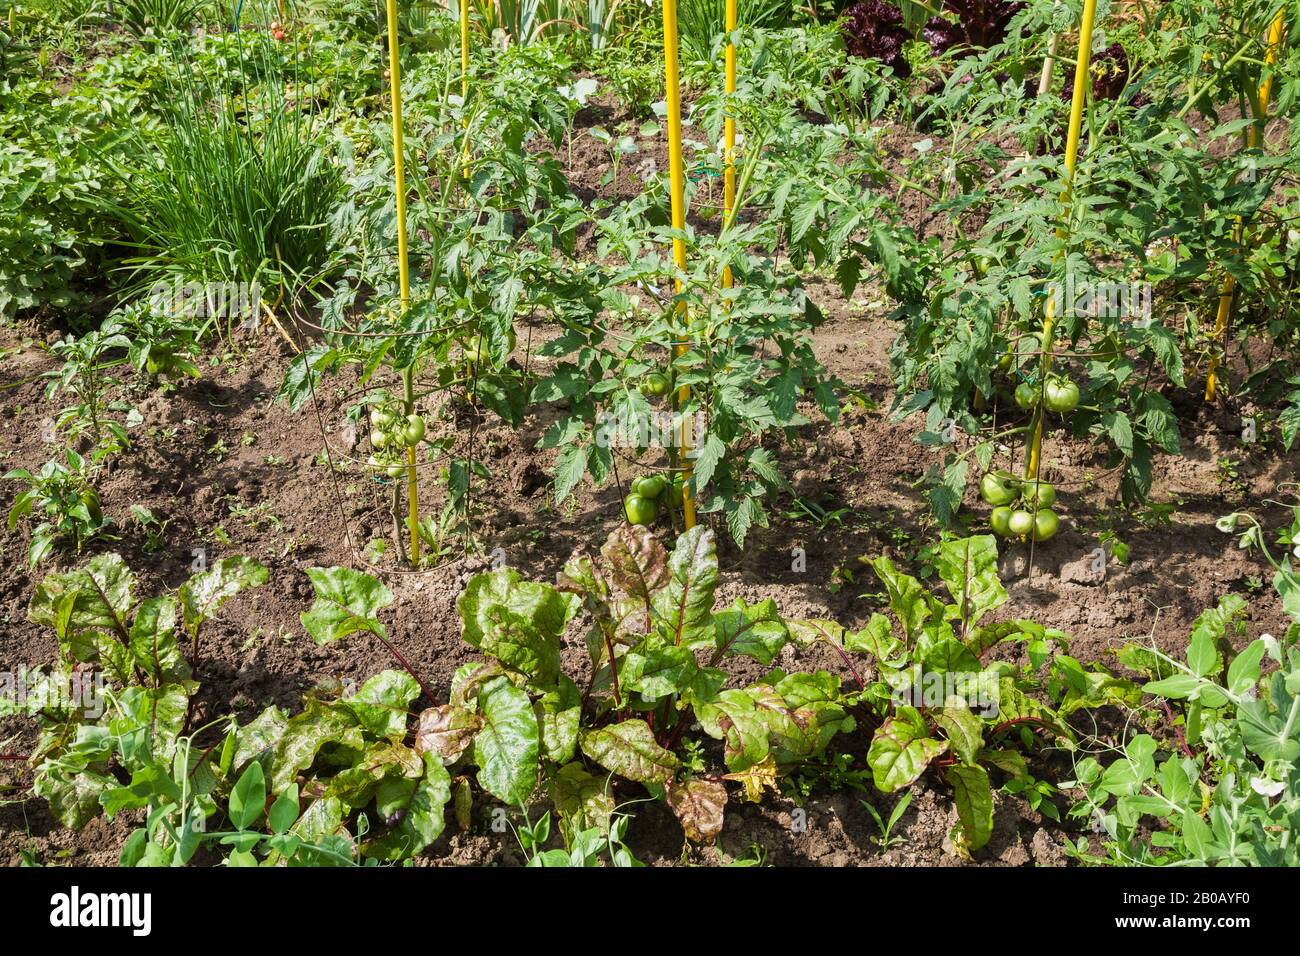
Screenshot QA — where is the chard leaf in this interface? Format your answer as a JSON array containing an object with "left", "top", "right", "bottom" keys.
[
  {"left": 415, "top": 704, "right": 483, "bottom": 764},
  {"left": 665, "top": 777, "right": 727, "bottom": 843},
  {"left": 179, "top": 557, "right": 268, "bottom": 639},
  {"left": 600, "top": 524, "right": 670, "bottom": 621},
  {"left": 712, "top": 597, "right": 788, "bottom": 664},
  {"left": 36, "top": 769, "right": 115, "bottom": 829},
  {"left": 867, "top": 706, "right": 948, "bottom": 792},
  {"left": 620, "top": 644, "right": 699, "bottom": 701},
  {"left": 550, "top": 762, "right": 615, "bottom": 840},
  {"left": 947, "top": 763, "right": 994, "bottom": 851},
  {"left": 29, "top": 553, "right": 135, "bottom": 659},
  {"left": 651, "top": 526, "right": 719, "bottom": 647},
  {"left": 128, "top": 596, "right": 189, "bottom": 682},
  {"left": 363, "top": 753, "right": 451, "bottom": 861},
  {"left": 327, "top": 742, "right": 423, "bottom": 808},
  {"left": 473, "top": 676, "right": 539, "bottom": 804},
  {"left": 934, "top": 536, "right": 1006, "bottom": 629},
  {"left": 233, "top": 705, "right": 290, "bottom": 772},
  {"left": 932, "top": 699, "right": 984, "bottom": 766},
  {"left": 268, "top": 699, "right": 365, "bottom": 792},
  {"left": 694, "top": 689, "right": 769, "bottom": 772},
  {"left": 342, "top": 670, "right": 421, "bottom": 740},
  {"left": 457, "top": 569, "right": 576, "bottom": 685},
  {"left": 844, "top": 613, "right": 907, "bottom": 667},
  {"left": 579, "top": 718, "right": 679, "bottom": 784},
  {"left": 870, "top": 556, "right": 941, "bottom": 643},
  {"left": 535, "top": 676, "right": 582, "bottom": 764},
  {"left": 301, "top": 567, "right": 393, "bottom": 644}
]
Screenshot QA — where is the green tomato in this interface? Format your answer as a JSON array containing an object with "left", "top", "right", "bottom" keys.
[
  {"left": 366, "top": 455, "right": 383, "bottom": 471},
  {"left": 1022, "top": 481, "right": 1056, "bottom": 508},
  {"left": 667, "top": 476, "right": 686, "bottom": 508},
  {"left": 623, "top": 493, "right": 658, "bottom": 526},
  {"left": 1032, "top": 508, "right": 1060, "bottom": 542},
  {"left": 1044, "top": 378, "right": 1080, "bottom": 414},
  {"left": 979, "top": 471, "right": 1020, "bottom": 507},
  {"left": 1014, "top": 381, "right": 1038, "bottom": 410},
  {"left": 1008, "top": 510, "right": 1035, "bottom": 538},
  {"left": 464, "top": 335, "right": 489, "bottom": 366},
  {"left": 370, "top": 429, "right": 389, "bottom": 450},
  {"left": 386, "top": 462, "right": 407, "bottom": 479},
  {"left": 641, "top": 372, "right": 672, "bottom": 397},
  {"left": 632, "top": 475, "right": 666, "bottom": 499},
  {"left": 989, "top": 506, "right": 1014, "bottom": 537},
  {"left": 403, "top": 414, "right": 426, "bottom": 446},
  {"left": 370, "top": 408, "right": 395, "bottom": 429}
]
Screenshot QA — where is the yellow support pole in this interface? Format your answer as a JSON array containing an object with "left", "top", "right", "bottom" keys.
[
  {"left": 722, "top": 0, "right": 737, "bottom": 291},
  {"left": 1026, "top": 0, "right": 1098, "bottom": 481},
  {"left": 662, "top": 0, "right": 696, "bottom": 530},
  {"left": 383, "top": 0, "right": 421, "bottom": 563},
  {"left": 460, "top": 0, "right": 471, "bottom": 179},
  {"left": 1205, "top": 4, "right": 1287, "bottom": 401}
]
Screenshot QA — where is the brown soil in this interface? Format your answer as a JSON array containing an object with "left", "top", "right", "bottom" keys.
[{"left": 1, "top": 107, "right": 1295, "bottom": 868}]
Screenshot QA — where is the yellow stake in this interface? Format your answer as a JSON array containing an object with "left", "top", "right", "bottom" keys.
[
  {"left": 1205, "top": 4, "right": 1287, "bottom": 401},
  {"left": 460, "top": 0, "right": 471, "bottom": 180},
  {"left": 722, "top": 0, "right": 737, "bottom": 292},
  {"left": 383, "top": 0, "right": 420, "bottom": 563},
  {"left": 662, "top": 0, "right": 696, "bottom": 530},
  {"left": 1026, "top": 0, "right": 1098, "bottom": 481}
]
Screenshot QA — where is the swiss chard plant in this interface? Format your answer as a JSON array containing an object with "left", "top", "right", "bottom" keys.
[
  {"left": 11, "top": 552, "right": 267, "bottom": 829},
  {"left": 308, "top": 526, "right": 857, "bottom": 843},
  {"left": 796, "top": 535, "right": 1141, "bottom": 854}
]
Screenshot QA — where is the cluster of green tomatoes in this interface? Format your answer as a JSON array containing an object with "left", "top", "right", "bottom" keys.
[
  {"left": 979, "top": 471, "right": 1060, "bottom": 542},
  {"left": 1012, "top": 374, "right": 1080, "bottom": 414},
  {"left": 365, "top": 404, "right": 427, "bottom": 478},
  {"left": 621, "top": 370, "right": 682, "bottom": 525},
  {"left": 623, "top": 472, "right": 686, "bottom": 525}
]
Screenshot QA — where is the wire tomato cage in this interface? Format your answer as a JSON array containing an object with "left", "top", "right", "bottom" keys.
[{"left": 285, "top": 298, "right": 549, "bottom": 577}]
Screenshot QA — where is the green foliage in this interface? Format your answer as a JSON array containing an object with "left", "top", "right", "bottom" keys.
[
  {"left": 796, "top": 535, "right": 1140, "bottom": 853},
  {"left": 4, "top": 452, "right": 109, "bottom": 566},
  {"left": 102, "top": 32, "right": 344, "bottom": 304},
  {"left": 1070, "top": 612, "right": 1300, "bottom": 866}
]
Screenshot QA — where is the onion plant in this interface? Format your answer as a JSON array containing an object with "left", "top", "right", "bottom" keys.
[{"left": 100, "top": 22, "right": 343, "bottom": 314}]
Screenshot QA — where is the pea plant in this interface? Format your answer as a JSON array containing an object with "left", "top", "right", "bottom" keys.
[{"left": 1068, "top": 596, "right": 1299, "bottom": 866}]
